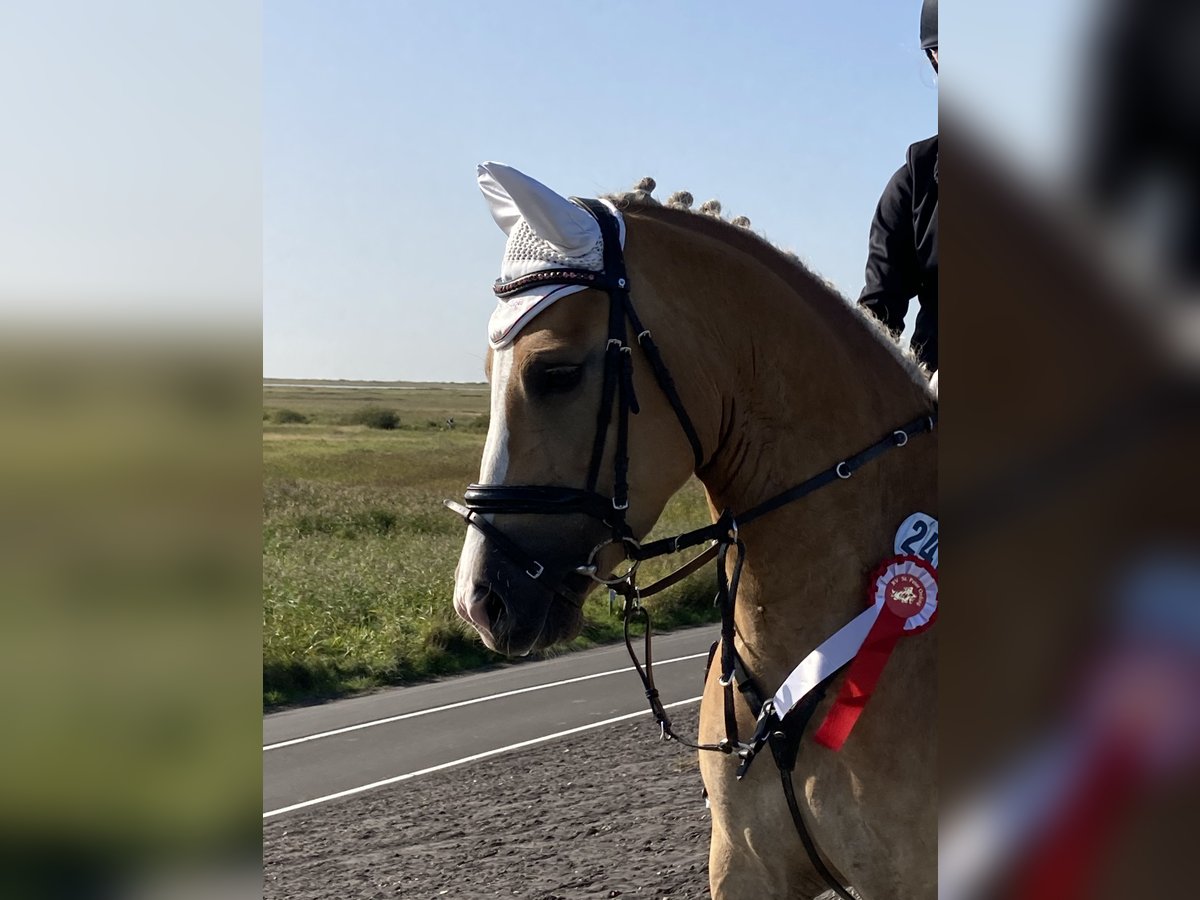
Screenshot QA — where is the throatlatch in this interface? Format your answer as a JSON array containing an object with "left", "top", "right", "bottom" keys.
[{"left": 445, "top": 197, "right": 935, "bottom": 900}]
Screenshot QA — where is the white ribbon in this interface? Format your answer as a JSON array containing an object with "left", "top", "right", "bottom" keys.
[{"left": 771, "top": 605, "right": 881, "bottom": 718}]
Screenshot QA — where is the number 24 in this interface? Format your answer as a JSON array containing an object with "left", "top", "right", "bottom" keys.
[{"left": 900, "top": 520, "right": 938, "bottom": 564}]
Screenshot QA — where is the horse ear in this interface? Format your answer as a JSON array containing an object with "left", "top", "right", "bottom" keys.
[{"left": 476, "top": 162, "right": 599, "bottom": 253}]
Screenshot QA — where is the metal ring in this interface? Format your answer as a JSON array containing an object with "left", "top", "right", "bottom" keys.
[
  {"left": 836, "top": 461, "right": 853, "bottom": 479},
  {"left": 583, "top": 536, "right": 642, "bottom": 585},
  {"left": 893, "top": 430, "right": 909, "bottom": 447},
  {"left": 526, "top": 561, "right": 545, "bottom": 580}
]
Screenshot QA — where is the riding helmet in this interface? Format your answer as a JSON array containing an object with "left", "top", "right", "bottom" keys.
[{"left": 920, "top": 0, "right": 937, "bottom": 50}]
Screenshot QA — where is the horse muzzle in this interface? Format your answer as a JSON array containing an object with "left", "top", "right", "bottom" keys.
[{"left": 452, "top": 532, "right": 593, "bottom": 656}]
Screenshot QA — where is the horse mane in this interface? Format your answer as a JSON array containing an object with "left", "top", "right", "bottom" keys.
[{"left": 605, "top": 184, "right": 930, "bottom": 387}]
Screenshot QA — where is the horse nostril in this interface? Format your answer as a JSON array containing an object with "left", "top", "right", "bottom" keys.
[{"left": 485, "top": 588, "right": 506, "bottom": 632}]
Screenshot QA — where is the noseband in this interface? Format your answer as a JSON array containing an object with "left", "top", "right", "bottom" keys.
[{"left": 444, "top": 198, "right": 705, "bottom": 603}]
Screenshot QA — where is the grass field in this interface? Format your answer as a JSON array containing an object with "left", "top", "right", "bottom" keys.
[{"left": 263, "top": 380, "right": 719, "bottom": 707}]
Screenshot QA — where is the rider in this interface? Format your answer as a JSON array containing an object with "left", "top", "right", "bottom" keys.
[{"left": 858, "top": 0, "right": 938, "bottom": 374}]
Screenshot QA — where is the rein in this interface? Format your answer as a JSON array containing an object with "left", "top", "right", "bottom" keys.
[{"left": 446, "top": 198, "right": 935, "bottom": 900}]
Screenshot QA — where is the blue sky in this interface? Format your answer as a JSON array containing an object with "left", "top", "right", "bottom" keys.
[
  {"left": 264, "top": 0, "right": 939, "bottom": 382},
  {"left": 0, "top": 1, "right": 260, "bottom": 323}
]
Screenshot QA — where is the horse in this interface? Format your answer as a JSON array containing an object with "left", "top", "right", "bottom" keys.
[{"left": 450, "top": 163, "right": 937, "bottom": 899}]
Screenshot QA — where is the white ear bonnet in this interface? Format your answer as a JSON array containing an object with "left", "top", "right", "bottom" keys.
[{"left": 477, "top": 162, "right": 625, "bottom": 348}]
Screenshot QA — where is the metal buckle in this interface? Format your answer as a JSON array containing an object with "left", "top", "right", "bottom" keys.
[
  {"left": 836, "top": 461, "right": 853, "bottom": 479},
  {"left": 613, "top": 497, "right": 629, "bottom": 511},
  {"left": 893, "top": 429, "right": 909, "bottom": 447},
  {"left": 526, "top": 561, "right": 545, "bottom": 580},
  {"left": 607, "top": 338, "right": 623, "bottom": 351},
  {"left": 637, "top": 329, "right": 651, "bottom": 343}
]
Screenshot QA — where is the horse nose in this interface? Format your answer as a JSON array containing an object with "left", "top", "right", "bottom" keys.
[
  {"left": 456, "top": 582, "right": 499, "bottom": 648},
  {"left": 454, "top": 530, "right": 500, "bottom": 646},
  {"left": 456, "top": 573, "right": 556, "bottom": 657},
  {"left": 475, "top": 588, "right": 510, "bottom": 645}
]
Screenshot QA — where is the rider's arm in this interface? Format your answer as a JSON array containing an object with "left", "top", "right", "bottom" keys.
[{"left": 857, "top": 162, "right": 918, "bottom": 335}]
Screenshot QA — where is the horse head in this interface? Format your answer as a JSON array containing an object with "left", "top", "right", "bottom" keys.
[{"left": 451, "top": 163, "right": 700, "bottom": 656}]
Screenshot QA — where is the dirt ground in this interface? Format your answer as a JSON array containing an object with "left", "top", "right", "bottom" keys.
[{"left": 263, "top": 707, "right": 716, "bottom": 899}]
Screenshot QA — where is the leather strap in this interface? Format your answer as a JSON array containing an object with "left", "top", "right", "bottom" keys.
[
  {"left": 442, "top": 500, "right": 582, "bottom": 607},
  {"left": 586, "top": 284, "right": 627, "bottom": 494},
  {"left": 738, "top": 412, "right": 937, "bottom": 527},
  {"left": 623, "top": 297, "right": 705, "bottom": 470},
  {"left": 493, "top": 267, "right": 619, "bottom": 297},
  {"left": 463, "top": 484, "right": 613, "bottom": 520},
  {"left": 633, "top": 544, "right": 720, "bottom": 600}
]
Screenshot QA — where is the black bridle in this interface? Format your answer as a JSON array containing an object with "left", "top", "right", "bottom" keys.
[
  {"left": 446, "top": 198, "right": 936, "bottom": 900},
  {"left": 444, "top": 197, "right": 704, "bottom": 602}
]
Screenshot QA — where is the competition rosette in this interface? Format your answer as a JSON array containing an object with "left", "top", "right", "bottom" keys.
[{"left": 814, "top": 556, "right": 938, "bottom": 750}]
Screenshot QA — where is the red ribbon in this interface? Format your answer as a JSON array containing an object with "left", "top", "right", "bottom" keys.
[
  {"left": 813, "top": 607, "right": 909, "bottom": 750},
  {"left": 814, "top": 556, "right": 936, "bottom": 751}
]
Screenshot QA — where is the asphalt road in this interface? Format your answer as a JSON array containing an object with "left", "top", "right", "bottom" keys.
[{"left": 263, "top": 625, "right": 718, "bottom": 818}]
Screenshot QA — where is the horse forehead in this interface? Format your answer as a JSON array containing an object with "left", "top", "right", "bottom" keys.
[
  {"left": 488, "top": 293, "right": 608, "bottom": 403},
  {"left": 518, "top": 291, "right": 609, "bottom": 347}
]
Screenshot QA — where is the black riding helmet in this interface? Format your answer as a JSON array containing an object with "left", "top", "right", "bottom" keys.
[
  {"left": 920, "top": 0, "right": 937, "bottom": 49},
  {"left": 921, "top": 0, "right": 937, "bottom": 70}
]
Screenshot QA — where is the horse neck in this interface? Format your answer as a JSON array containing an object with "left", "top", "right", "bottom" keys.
[{"left": 628, "top": 210, "right": 937, "bottom": 688}]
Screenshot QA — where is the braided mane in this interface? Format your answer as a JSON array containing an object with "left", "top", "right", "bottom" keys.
[{"left": 605, "top": 180, "right": 929, "bottom": 385}]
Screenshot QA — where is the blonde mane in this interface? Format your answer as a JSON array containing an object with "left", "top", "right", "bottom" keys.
[{"left": 605, "top": 179, "right": 930, "bottom": 387}]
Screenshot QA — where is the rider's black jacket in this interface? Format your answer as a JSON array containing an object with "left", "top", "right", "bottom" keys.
[{"left": 858, "top": 135, "right": 938, "bottom": 372}]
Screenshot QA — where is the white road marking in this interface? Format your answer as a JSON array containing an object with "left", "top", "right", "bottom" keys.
[
  {"left": 264, "top": 651, "right": 709, "bottom": 751},
  {"left": 263, "top": 696, "right": 703, "bottom": 819}
]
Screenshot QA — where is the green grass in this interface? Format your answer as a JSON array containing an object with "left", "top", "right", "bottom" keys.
[{"left": 263, "top": 380, "right": 719, "bottom": 708}]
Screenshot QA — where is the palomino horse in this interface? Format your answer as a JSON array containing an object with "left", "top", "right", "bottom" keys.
[{"left": 450, "top": 164, "right": 937, "bottom": 899}]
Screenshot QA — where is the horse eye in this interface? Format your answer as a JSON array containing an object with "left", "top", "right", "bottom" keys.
[{"left": 530, "top": 364, "right": 584, "bottom": 396}]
